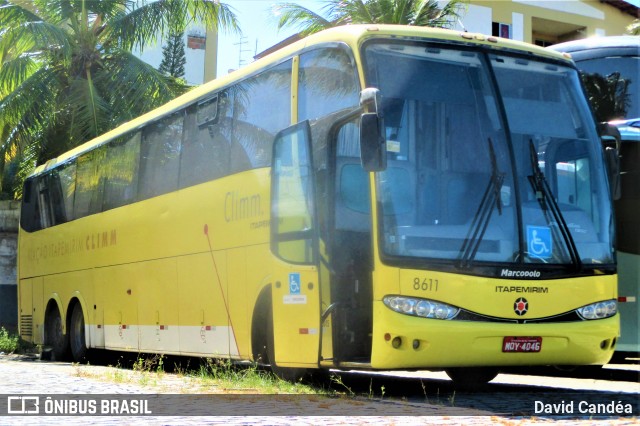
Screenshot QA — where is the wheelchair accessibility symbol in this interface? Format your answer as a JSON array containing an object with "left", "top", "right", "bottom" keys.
[
  {"left": 527, "top": 226, "right": 552, "bottom": 259},
  {"left": 289, "top": 273, "right": 301, "bottom": 295}
]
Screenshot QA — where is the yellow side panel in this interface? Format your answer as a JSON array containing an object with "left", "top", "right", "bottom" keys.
[
  {"left": 177, "top": 252, "right": 237, "bottom": 356},
  {"left": 31, "top": 278, "right": 44, "bottom": 345},
  {"left": 97, "top": 264, "right": 138, "bottom": 351},
  {"left": 136, "top": 259, "right": 179, "bottom": 353},
  {"left": 226, "top": 248, "right": 249, "bottom": 359},
  {"left": 271, "top": 262, "right": 320, "bottom": 367},
  {"left": 18, "top": 278, "right": 32, "bottom": 341}
]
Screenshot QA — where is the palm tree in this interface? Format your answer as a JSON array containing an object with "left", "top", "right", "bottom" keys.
[
  {"left": 0, "top": 0, "right": 239, "bottom": 197},
  {"left": 581, "top": 71, "right": 630, "bottom": 122},
  {"left": 273, "top": 0, "right": 466, "bottom": 36}
]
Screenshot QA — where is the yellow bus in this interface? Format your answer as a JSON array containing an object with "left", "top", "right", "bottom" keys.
[{"left": 18, "top": 25, "right": 619, "bottom": 385}]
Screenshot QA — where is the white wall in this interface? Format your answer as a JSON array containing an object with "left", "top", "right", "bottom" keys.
[{"left": 135, "top": 29, "right": 206, "bottom": 86}]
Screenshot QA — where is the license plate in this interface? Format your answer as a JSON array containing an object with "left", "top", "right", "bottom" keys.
[{"left": 502, "top": 336, "right": 542, "bottom": 353}]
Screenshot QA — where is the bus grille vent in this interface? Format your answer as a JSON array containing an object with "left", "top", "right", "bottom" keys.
[{"left": 20, "top": 315, "right": 33, "bottom": 337}]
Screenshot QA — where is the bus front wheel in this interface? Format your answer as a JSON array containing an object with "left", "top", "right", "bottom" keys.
[
  {"left": 69, "top": 303, "right": 88, "bottom": 363},
  {"left": 45, "top": 306, "right": 69, "bottom": 361}
]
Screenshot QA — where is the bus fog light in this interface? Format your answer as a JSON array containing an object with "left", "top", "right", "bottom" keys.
[
  {"left": 577, "top": 300, "right": 617, "bottom": 320},
  {"left": 392, "top": 336, "right": 402, "bottom": 348}
]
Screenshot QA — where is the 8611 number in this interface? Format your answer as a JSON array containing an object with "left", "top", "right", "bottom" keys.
[{"left": 413, "top": 277, "right": 438, "bottom": 291}]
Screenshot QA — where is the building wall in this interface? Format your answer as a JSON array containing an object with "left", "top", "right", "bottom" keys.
[
  {"left": 0, "top": 201, "right": 19, "bottom": 333},
  {"left": 456, "top": 0, "right": 636, "bottom": 45},
  {"left": 203, "top": 28, "right": 219, "bottom": 83},
  {"left": 135, "top": 26, "right": 217, "bottom": 85}
]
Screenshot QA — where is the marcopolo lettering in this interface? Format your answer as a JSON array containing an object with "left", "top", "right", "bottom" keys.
[{"left": 501, "top": 269, "right": 541, "bottom": 278}]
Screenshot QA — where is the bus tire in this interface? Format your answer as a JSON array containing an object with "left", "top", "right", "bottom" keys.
[
  {"left": 70, "top": 303, "right": 88, "bottom": 363},
  {"left": 266, "top": 303, "right": 307, "bottom": 382},
  {"left": 45, "top": 305, "right": 69, "bottom": 361},
  {"left": 445, "top": 367, "right": 499, "bottom": 388},
  {"left": 251, "top": 287, "right": 270, "bottom": 366}
]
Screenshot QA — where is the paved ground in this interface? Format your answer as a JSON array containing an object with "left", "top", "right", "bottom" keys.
[{"left": 0, "top": 353, "right": 637, "bottom": 425}]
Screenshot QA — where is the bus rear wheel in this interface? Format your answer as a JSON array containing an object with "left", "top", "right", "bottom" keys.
[
  {"left": 45, "top": 306, "right": 69, "bottom": 361},
  {"left": 70, "top": 303, "right": 88, "bottom": 363},
  {"left": 445, "top": 367, "right": 499, "bottom": 388}
]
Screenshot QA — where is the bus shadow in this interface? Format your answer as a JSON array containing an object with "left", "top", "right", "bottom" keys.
[{"left": 319, "top": 370, "right": 639, "bottom": 418}]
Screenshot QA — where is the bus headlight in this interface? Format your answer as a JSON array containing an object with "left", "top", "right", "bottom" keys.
[
  {"left": 576, "top": 299, "right": 617, "bottom": 320},
  {"left": 383, "top": 296, "right": 459, "bottom": 320}
]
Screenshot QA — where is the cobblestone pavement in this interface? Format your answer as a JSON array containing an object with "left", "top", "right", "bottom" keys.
[{"left": 0, "top": 354, "right": 637, "bottom": 425}]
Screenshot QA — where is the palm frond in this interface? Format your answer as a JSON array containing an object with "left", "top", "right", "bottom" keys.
[
  {"left": 414, "top": 0, "right": 463, "bottom": 28},
  {"left": 0, "top": 1, "right": 43, "bottom": 28},
  {"left": 0, "top": 66, "right": 61, "bottom": 153},
  {"left": 273, "top": 2, "right": 333, "bottom": 36},
  {"left": 104, "top": 0, "right": 239, "bottom": 52},
  {"left": 185, "top": 0, "right": 240, "bottom": 34},
  {"left": 66, "top": 76, "right": 112, "bottom": 141},
  {"left": 0, "top": 20, "right": 72, "bottom": 64},
  {"left": 97, "top": 49, "right": 189, "bottom": 125},
  {"left": 274, "top": 0, "right": 465, "bottom": 32},
  {"left": 0, "top": 54, "right": 39, "bottom": 97}
]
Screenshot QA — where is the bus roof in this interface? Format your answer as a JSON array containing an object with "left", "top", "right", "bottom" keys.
[
  {"left": 32, "top": 24, "right": 571, "bottom": 177},
  {"left": 549, "top": 35, "right": 640, "bottom": 61}
]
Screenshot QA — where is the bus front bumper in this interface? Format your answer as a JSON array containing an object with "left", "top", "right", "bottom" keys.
[{"left": 370, "top": 302, "right": 619, "bottom": 369}]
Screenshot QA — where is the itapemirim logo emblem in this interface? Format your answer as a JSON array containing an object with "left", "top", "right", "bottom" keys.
[{"left": 514, "top": 297, "right": 529, "bottom": 316}]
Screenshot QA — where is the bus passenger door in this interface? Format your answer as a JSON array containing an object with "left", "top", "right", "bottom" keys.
[{"left": 270, "top": 121, "right": 321, "bottom": 368}]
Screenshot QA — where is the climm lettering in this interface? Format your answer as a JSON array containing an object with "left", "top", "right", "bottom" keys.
[
  {"left": 28, "top": 229, "right": 117, "bottom": 263},
  {"left": 86, "top": 230, "right": 117, "bottom": 250},
  {"left": 496, "top": 286, "right": 549, "bottom": 293},
  {"left": 225, "top": 191, "right": 263, "bottom": 222}
]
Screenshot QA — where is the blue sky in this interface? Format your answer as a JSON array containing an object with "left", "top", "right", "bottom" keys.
[
  {"left": 215, "top": 0, "right": 640, "bottom": 77},
  {"left": 217, "top": 0, "right": 323, "bottom": 76}
]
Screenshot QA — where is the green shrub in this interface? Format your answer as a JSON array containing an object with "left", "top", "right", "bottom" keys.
[{"left": 0, "top": 327, "right": 19, "bottom": 353}]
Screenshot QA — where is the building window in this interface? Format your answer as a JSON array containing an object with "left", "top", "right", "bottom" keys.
[
  {"left": 492, "top": 22, "right": 511, "bottom": 39},
  {"left": 187, "top": 35, "right": 206, "bottom": 50},
  {"left": 534, "top": 39, "right": 554, "bottom": 47}
]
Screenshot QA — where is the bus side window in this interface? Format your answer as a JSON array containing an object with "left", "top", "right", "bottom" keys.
[
  {"left": 298, "top": 48, "right": 360, "bottom": 122},
  {"left": 180, "top": 94, "right": 232, "bottom": 188},
  {"left": 74, "top": 147, "right": 107, "bottom": 219},
  {"left": 20, "top": 178, "right": 42, "bottom": 232},
  {"left": 47, "top": 163, "right": 76, "bottom": 225},
  {"left": 103, "top": 132, "right": 141, "bottom": 210},
  {"left": 231, "top": 60, "right": 291, "bottom": 173},
  {"left": 139, "top": 112, "right": 183, "bottom": 200}
]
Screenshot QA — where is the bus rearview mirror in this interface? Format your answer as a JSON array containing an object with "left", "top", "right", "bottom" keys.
[{"left": 598, "top": 123, "right": 622, "bottom": 201}]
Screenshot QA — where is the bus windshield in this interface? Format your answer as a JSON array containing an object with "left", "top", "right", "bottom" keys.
[{"left": 363, "top": 41, "right": 614, "bottom": 270}]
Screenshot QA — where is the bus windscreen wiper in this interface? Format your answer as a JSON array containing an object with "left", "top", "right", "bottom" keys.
[
  {"left": 527, "top": 140, "right": 582, "bottom": 269},
  {"left": 457, "top": 138, "right": 504, "bottom": 269}
]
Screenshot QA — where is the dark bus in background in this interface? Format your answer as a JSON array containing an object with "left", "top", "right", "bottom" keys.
[{"left": 551, "top": 35, "right": 640, "bottom": 357}]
